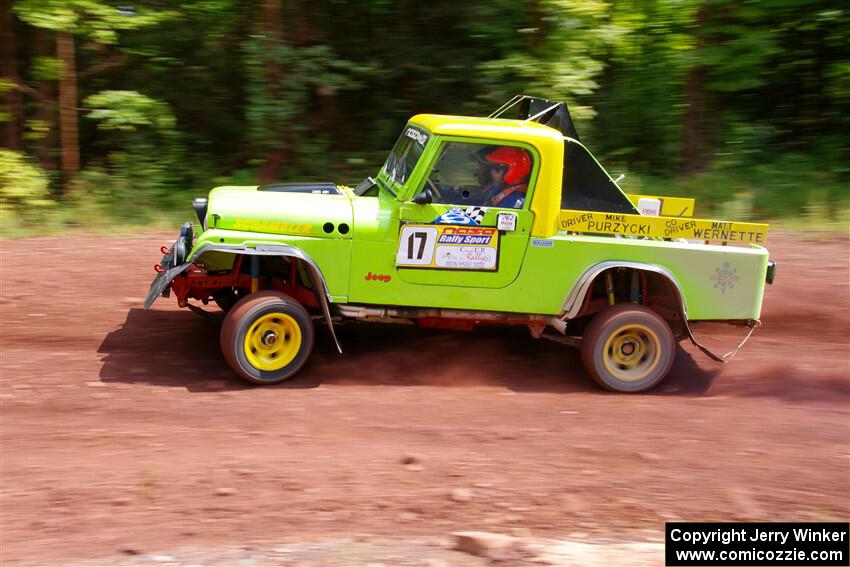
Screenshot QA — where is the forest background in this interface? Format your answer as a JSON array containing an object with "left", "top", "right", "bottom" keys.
[{"left": 1, "top": 0, "right": 848, "bottom": 234}]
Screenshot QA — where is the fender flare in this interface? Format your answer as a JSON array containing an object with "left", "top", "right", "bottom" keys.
[
  {"left": 560, "top": 261, "right": 757, "bottom": 364},
  {"left": 560, "top": 260, "right": 689, "bottom": 321},
  {"left": 146, "top": 242, "right": 342, "bottom": 353}
]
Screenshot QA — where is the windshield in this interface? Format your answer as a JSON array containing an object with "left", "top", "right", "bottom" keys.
[{"left": 381, "top": 125, "right": 429, "bottom": 193}]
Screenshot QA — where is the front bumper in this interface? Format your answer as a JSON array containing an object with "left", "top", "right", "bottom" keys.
[
  {"left": 143, "top": 222, "right": 195, "bottom": 309},
  {"left": 143, "top": 250, "right": 192, "bottom": 309}
]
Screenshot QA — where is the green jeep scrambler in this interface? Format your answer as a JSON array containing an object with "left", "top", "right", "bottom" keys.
[{"left": 145, "top": 96, "right": 775, "bottom": 392}]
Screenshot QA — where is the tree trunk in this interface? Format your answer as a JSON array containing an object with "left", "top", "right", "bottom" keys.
[
  {"left": 1, "top": 0, "right": 23, "bottom": 151},
  {"left": 264, "top": 0, "right": 282, "bottom": 40},
  {"left": 34, "top": 28, "right": 57, "bottom": 172},
  {"left": 317, "top": 86, "right": 336, "bottom": 133},
  {"left": 527, "top": 0, "right": 546, "bottom": 53},
  {"left": 682, "top": 65, "right": 706, "bottom": 174},
  {"left": 257, "top": 0, "right": 287, "bottom": 184},
  {"left": 289, "top": 0, "right": 311, "bottom": 46},
  {"left": 682, "top": 5, "right": 709, "bottom": 174},
  {"left": 57, "top": 31, "right": 80, "bottom": 185}
]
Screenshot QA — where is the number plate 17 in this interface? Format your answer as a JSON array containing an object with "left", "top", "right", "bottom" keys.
[
  {"left": 396, "top": 224, "right": 500, "bottom": 271},
  {"left": 396, "top": 226, "right": 438, "bottom": 266}
]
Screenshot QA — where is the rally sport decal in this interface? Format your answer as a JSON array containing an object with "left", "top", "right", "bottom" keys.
[{"left": 396, "top": 224, "right": 499, "bottom": 271}]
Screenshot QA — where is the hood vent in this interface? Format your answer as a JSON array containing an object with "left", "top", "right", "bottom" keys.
[{"left": 260, "top": 182, "right": 341, "bottom": 195}]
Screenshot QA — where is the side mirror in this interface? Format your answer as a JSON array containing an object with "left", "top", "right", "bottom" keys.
[
  {"left": 192, "top": 197, "right": 208, "bottom": 229},
  {"left": 412, "top": 188, "right": 432, "bottom": 205}
]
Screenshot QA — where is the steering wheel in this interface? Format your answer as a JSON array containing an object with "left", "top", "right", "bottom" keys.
[{"left": 426, "top": 178, "right": 445, "bottom": 202}]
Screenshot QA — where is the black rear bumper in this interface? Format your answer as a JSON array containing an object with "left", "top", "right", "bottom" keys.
[{"left": 766, "top": 260, "right": 776, "bottom": 285}]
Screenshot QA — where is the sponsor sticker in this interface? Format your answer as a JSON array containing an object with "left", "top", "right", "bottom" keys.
[
  {"left": 497, "top": 212, "right": 518, "bottom": 232},
  {"left": 464, "top": 206, "right": 488, "bottom": 224},
  {"left": 432, "top": 208, "right": 479, "bottom": 226},
  {"left": 405, "top": 127, "right": 428, "bottom": 146},
  {"left": 531, "top": 238, "right": 554, "bottom": 248},
  {"left": 435, "top": 246, "right": 497, "bottom": 270},
  {"left": 637, "top": 197, "right": 662, "bottom": 216},
  {"left": 397, "top": 224, "right": 499, "bottom": 271},
  {"left": 231, "top": 219, "right": 311, "bottom": 234}
]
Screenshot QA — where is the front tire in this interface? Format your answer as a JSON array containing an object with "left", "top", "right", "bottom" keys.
[
  {"left": 580, "top": 304, "right": 675, "bottom": 393},
  {"left": 220, "top": 291, "right": 315, "bottom": 385}
]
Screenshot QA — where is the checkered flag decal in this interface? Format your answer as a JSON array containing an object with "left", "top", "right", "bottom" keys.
[{"left": 464, "top": 206, "right": 488, "bottom": 224}]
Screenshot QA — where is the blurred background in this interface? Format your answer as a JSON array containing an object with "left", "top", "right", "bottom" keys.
[{"left": 2, "top": 0, "right": 848, "bottom": 234}]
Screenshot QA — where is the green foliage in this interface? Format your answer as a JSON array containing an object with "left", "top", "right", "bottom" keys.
[
  {"left": 30, "top": 56, "right": 62, "bottom": 82},
  {"left": 3, "top": 0, "right": 849, "bottom": 233},
  {"left": 242, "top": 37, "right": 369, "bottom": 157},
  {"left": 23, "top": 119, "right": 51, "bottom": 142},
  {"left": 0, "top": 150, "right": 54, "bottom": 218},
  {"left": 13, "top": 0, "right": 177, "bottom": 42},
  {"left": 478, "top": 0, "right": 625, "bottom": 121},
  {"left": 84, "top": 90, "right": 176, "bottom": 133},
  {"left": 75, "top": 91, "right": 192, "bottom": 229},
  {"left": 622, "top": 156, "right": 850, "bottom": 229},
  {"left": 0, "top": 81, "right": 11, "bottom": 123},
  {"left": 71, "top": 151, "right": 180, "bottom": 210}
]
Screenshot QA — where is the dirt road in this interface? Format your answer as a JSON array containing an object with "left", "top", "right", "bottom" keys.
[{"left": 1, "top": 232, "right": 848, "bottom": 565}]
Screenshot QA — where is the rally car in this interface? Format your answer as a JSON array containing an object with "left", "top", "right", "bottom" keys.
[{"left": 145, "top": 96, "right": 775, "bottom": 392}]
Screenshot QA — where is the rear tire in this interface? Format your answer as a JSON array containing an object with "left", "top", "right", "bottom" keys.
[
  {"left": 580, "top": 304, "right": 675, "bottom": 393},
  {"left": 220, "top": 291, "right": 314, "bottom": 385}
]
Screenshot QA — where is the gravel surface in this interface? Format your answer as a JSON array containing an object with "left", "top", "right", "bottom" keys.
[{"left": 1, "top": 231, "right": 847, "bottom": 565}]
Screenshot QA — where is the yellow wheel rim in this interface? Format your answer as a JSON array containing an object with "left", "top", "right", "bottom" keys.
[
  {"left": 601, "top": 323, "right": 661, "bottom": 382},
  {"left": 243, "top": 313, "right": 302, "bottom": 371}
]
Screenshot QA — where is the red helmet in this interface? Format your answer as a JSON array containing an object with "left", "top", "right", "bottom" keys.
[{"left": 483, "top": 147, "right": 531, "bottom": 185}]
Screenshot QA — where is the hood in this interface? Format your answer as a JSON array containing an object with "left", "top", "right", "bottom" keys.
[{"left": 206, "top": 184, "right": 353, "bottom": 238}]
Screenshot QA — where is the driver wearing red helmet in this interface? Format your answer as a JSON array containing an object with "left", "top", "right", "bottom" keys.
[{"left": 474, "top": 146, "right": 532, "bottom": 209}]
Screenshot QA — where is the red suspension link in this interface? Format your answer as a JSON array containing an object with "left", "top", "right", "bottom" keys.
[{"left": 169, "top": 256, "right": 318, "bottom": 310}]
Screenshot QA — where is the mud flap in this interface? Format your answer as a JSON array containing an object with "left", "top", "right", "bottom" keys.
[{"left": 144, "top": 260, "right": 192, "bottom": 309}]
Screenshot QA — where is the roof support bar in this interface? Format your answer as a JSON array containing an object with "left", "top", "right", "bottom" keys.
[{"left": 489, "top": 94, "right": 528, "bottom": 118}]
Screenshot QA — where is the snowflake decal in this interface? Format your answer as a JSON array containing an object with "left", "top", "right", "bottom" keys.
[{"left": 710, "top": 261, "right": 740, "bottom": 294}]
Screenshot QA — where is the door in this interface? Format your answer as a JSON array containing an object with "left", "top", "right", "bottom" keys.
[{"left": 394, "top": 138, "right": 537, "bottom": 289}]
